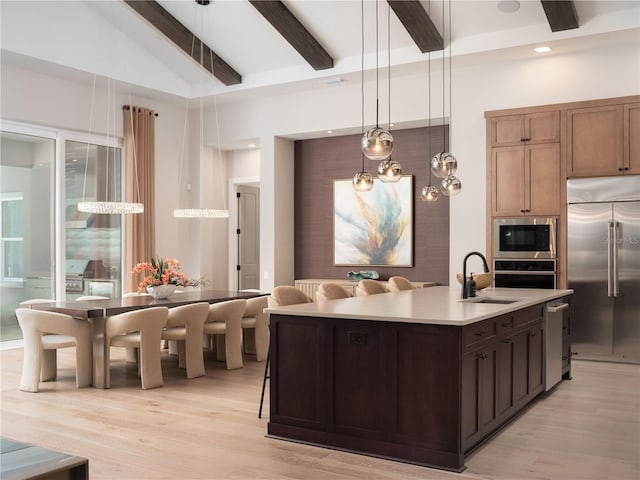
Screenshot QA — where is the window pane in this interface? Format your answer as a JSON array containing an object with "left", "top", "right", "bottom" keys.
[
  {"left": 65, "top": 140, "right": 122, "bottom": 301},
  {"left": 3, "top": 240, "right": 23, "bottom": 277},
  {"left": 2, "top": 199, "right": 23, "bottom": 237},
  {"left": 0, "top": 131, "right": 55, "bottom": 342}
]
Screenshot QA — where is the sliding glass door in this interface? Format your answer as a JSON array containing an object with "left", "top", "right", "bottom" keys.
[
  {"left": 0, "top": 129, "right": 55, "bottom": 341},
  {"left": 0, "top": 124, "right": 124, "bottom": 341}
]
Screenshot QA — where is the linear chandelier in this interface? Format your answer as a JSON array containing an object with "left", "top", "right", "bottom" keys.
[
  {"left": 174, "top": 0, "right": 229, "bottom": 219},
  {"left": 78, "top": 76, "right": 144, "bottom": 215}
]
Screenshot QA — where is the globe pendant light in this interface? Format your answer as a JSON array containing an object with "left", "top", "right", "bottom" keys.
[
  {"left": 353, "top": 0, "right": 374, "bottom": 193},
  {"left": 174, "top": 1, "right": 229, "bottom": 219},
  {"left": 431, "top": 0, "right": 461, "bottom": 196},
  {"left": 362, "top": 0, "right": 393, "bottom": 162},
  {"left": 420, "top": 0, "right": 438, "bottom": 203},
  {"left": 377, "top": 3, "right": 402, "bottom": 183}
]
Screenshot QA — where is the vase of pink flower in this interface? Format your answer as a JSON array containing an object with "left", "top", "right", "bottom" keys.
[{"left": 132, "top": 257, "right": 204, "bottom": 298}]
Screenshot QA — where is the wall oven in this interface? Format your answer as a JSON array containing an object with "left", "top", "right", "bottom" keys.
[
  {"left": 494, "top": 259, "right": 556, "bottom": 289},
  {"left": 493, "top": 217, "right": 556, "bottom": 259}
]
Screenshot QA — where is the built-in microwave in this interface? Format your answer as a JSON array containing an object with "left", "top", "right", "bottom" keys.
[{"left": 493, "top": 217, "right": 556, "bottom": 259}]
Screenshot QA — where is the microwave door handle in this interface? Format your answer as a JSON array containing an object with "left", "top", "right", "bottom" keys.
[
  {"left": 612, "top": 221, "right": 619, "bottom": 297},
  {"left": 607, "top": 221, "right": 614, "bottom": 298}
]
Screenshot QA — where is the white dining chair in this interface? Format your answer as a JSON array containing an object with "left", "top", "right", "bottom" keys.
[
  {"left": 162, "top": 302, "right": 209, "bottom": 378},
  {"left": 15, "top": 308, "right": 93, "bottom": 392},
  {"left": 104, "top": 307, "right": 169, "bottom": 389},
  {"left": 241, "top": 296, "right": 269, "bottom": 362},
  {"left": 204, "top": 299, "right": 247, "bottom": 370}
]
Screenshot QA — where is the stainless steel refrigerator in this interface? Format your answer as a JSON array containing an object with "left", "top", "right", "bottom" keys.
[{"left": 567, "top": 176, "right": 640, "bottom": 364}]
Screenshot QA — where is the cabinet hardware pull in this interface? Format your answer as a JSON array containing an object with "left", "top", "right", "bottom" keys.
[
  {"left": 478, "top": 352, "right": 488, "bottom": 360},
  {"left": 502, "top": 339, "right": 514, "bottom": 344},
  {"left": 501, "top": 322, "right": 513, "bottom": 327},
  {"left": 474, "top": 331, "right": 486, "bottom": 337},
  {"left": 618, "top": 167, "right": 624, "bottom": 171},
  {"left": 529, "top": 331, "right": 536, "bottom": 337}
]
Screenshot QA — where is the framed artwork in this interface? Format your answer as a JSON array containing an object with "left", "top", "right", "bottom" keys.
[{"left": 333, "top": 175, "right": 413, "bottom": 266}]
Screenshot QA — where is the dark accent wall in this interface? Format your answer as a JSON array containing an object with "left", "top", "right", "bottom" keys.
[{"left": 294, "top": 126, "right": 450, "bottom": 285}]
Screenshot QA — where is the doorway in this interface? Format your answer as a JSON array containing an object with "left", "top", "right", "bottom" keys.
[{"left": 235, "top": 184, "right": 260, "bottom": 290}]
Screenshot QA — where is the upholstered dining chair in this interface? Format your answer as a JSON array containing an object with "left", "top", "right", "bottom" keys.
[
  {"left": 356, "top": 279, "right": 389, "bottom": 296},
  {"left": 15, "top": 308, "right": 92, "bottom": 393},
  {"left": 387, "top": 276, "right": 416, "bottom": 292},
  {"left": 104, "top": 306, "right": 169, "bottom": 389},
  {"left": 161, "top": 302, "right": 209, "bottom": 379},
  {"left": 259, "top": 286, "right": 313, "bottom": 418},
  {"left": 203, "top": 299, "right": 247, "bottom": 370},
  {"left": 241, "top": 296, "right": 269, "bottom": 362},
  {"left": 316, "top": 282, "right": 352, "bottom": 302}
]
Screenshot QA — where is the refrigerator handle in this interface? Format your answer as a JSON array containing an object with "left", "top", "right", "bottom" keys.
[
  {"left": 612, "top": 221, "right": 619, "bottom": 297},
  {"left": 608, "top": 221, "right": 614, "bottom": 298}
]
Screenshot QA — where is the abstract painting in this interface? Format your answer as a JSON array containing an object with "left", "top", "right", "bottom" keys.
[{"left": 334, "top": 175, "right": 413, "bottom": 266}]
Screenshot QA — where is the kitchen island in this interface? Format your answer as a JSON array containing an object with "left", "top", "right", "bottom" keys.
[{"left": 265, "top": 286, "right": 573, "bottom": 472}]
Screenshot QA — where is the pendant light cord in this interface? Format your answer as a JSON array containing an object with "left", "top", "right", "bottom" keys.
[
  {"left": 449, "top": 0, "right": 453, "bottom": 150},
  {"left": 442, "top": 0, "right": 446, "bottom": 150},
  {"left": 375, "top": 0, "right": 379, "bottom": 129},
  {"left": 428, "top": 0, "right": 432, "bottom": 184},
  {"left": 361, "top": 0, "right": 365, "bottom": 172},
  {"left": 387, "top": 2, "right": 391, "bottom": 131}
]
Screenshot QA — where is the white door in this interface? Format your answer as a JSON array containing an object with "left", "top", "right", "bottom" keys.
[{"left": 236, "top": 185, "right": 260, "bottom": 290}]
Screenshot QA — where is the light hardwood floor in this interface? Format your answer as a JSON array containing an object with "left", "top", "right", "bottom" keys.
[{"left": 1, "top": 346, "right": 638, "bottom": 480}]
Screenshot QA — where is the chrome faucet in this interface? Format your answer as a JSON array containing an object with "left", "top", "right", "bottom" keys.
[{"left": 462, "top": 251, "right": 490, "bottom": 299}]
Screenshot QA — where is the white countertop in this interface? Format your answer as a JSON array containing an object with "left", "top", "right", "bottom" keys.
[{"left": 265, "top": 286, "right": 573, "bottom": 326}]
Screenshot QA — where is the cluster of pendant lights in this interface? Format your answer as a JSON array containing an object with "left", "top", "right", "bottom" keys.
[
  {"left": 354, "top": 0, "right": 461, "bottom": 199},
  {"left": 421, "top": 0, "right": 461, "bottom": 201},
  {"left": 353, "top": 0, "right": 397, "bottom": 192}
]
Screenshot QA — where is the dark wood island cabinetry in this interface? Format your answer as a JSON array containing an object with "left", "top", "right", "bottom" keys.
[{"left": 266, "top": 287, "right": 571, "bottom": 472}]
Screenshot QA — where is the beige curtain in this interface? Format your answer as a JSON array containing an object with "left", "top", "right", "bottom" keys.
[{"left": 123, "top": 105, "right": 156, "bottom": 293}]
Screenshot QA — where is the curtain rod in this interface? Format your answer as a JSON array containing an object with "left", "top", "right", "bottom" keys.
[{"left": 123, "top": 105, "right": 159, "bottom": 117}]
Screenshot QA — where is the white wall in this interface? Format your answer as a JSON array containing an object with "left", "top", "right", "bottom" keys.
[{"left": 214, "top": 40, "right": 640, "bottom": 286}]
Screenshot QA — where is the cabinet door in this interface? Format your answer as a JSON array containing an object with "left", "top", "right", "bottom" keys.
[
  {"left": 461, "top": 351, "right": 482, "bottom": 449},
  {"left": 490, "top": 112, "right": 559, "bottom": 147},
  {"left": 492, "top": 147, "right": 525, "bottom": 216},
  {"left": 526, "top": 143, "right": 560, "bottom": 215},
  {"left": 490, "top": 115, "right": 524, "bottom": 147},
  {"left": 525, "top": 111, "right": 560, "bottom": 144},
  {"left": 527, "top": 322, "right": 544, "bottom": 395},
  {"left": 496, "top": 338, "right": 515, "bottom": 419},
  {"left": 625, "top": 103, "right": 640, "bottom": 174},
  {"left": 567, "top": 105, "right": 624, "bottom": 177}
]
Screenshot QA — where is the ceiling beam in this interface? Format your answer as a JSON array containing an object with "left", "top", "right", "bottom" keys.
[
  {"left": 387, "top": 0, "right": 443, "bottom": 53},
  {"left": 123, "top": 0, "right": 241, "bottom": 86},
  {"left": 249, "top": 0, "right": 333, "bottom": 71},
  {"left": 540, "top": 1, "right": 579, "bottom": 32}
]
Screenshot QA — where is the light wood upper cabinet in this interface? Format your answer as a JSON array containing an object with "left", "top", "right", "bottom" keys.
[
  {"left": 490, "top": 111, "right": 560, "bottom": 147},
  {"left": 491, "top": 143, "right": 560, "bottom": 217},
  {"left": 625, "top": 103, "right": 640, "bottom": 174},
  {"left": 566, "top": 104, "right": 629, "bottom": 177}
]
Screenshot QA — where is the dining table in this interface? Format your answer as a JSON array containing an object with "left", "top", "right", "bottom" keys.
[{"left": 27, "top": 290, "right": 267, "bottom": 389}]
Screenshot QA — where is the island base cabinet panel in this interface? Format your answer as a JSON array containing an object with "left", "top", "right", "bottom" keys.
[
  {"left": 270, "top": 316, "right": 325, "bottom": 428},
  {"left": 392, "top": 327, "right": 460, "bottom": 453},
  {"left": 332, "top": 323, "right": 387, "bottom": 437},
  {"left": 268, "top": 314, "right": 465, "bottom": 471}
]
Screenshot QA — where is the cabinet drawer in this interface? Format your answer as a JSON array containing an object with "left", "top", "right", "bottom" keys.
[
  {"left": 496, "top": 313, "right": 515, "bottom": 337},
  {"left": 464, "top": 319, "right": 497, "bottom": 351},
  {"left": 515, "top": 304, "right": 544, "bottom": 328}
]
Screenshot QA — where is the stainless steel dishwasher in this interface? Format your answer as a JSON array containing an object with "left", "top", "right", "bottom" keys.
[{"left": 545, "top": 300, "right": 569, "bottom": 391}]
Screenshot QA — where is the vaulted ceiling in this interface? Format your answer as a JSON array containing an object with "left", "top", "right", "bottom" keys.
[{"left": 1, "top": 1, "right": 638, "bottom": 105}]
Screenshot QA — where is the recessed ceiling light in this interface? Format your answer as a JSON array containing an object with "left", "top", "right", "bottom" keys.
[
  {"left": 535, "top": 46, "right": 552, "bottom": 53},
  {"left": 248, "top": 143, "right": 257, "bottom": 148},
  {"left": 497, "top": 0, "right": 520, "bottom": 13},
  {"left": 327, "top": 130, "right": 333, "bottom": 134}
]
